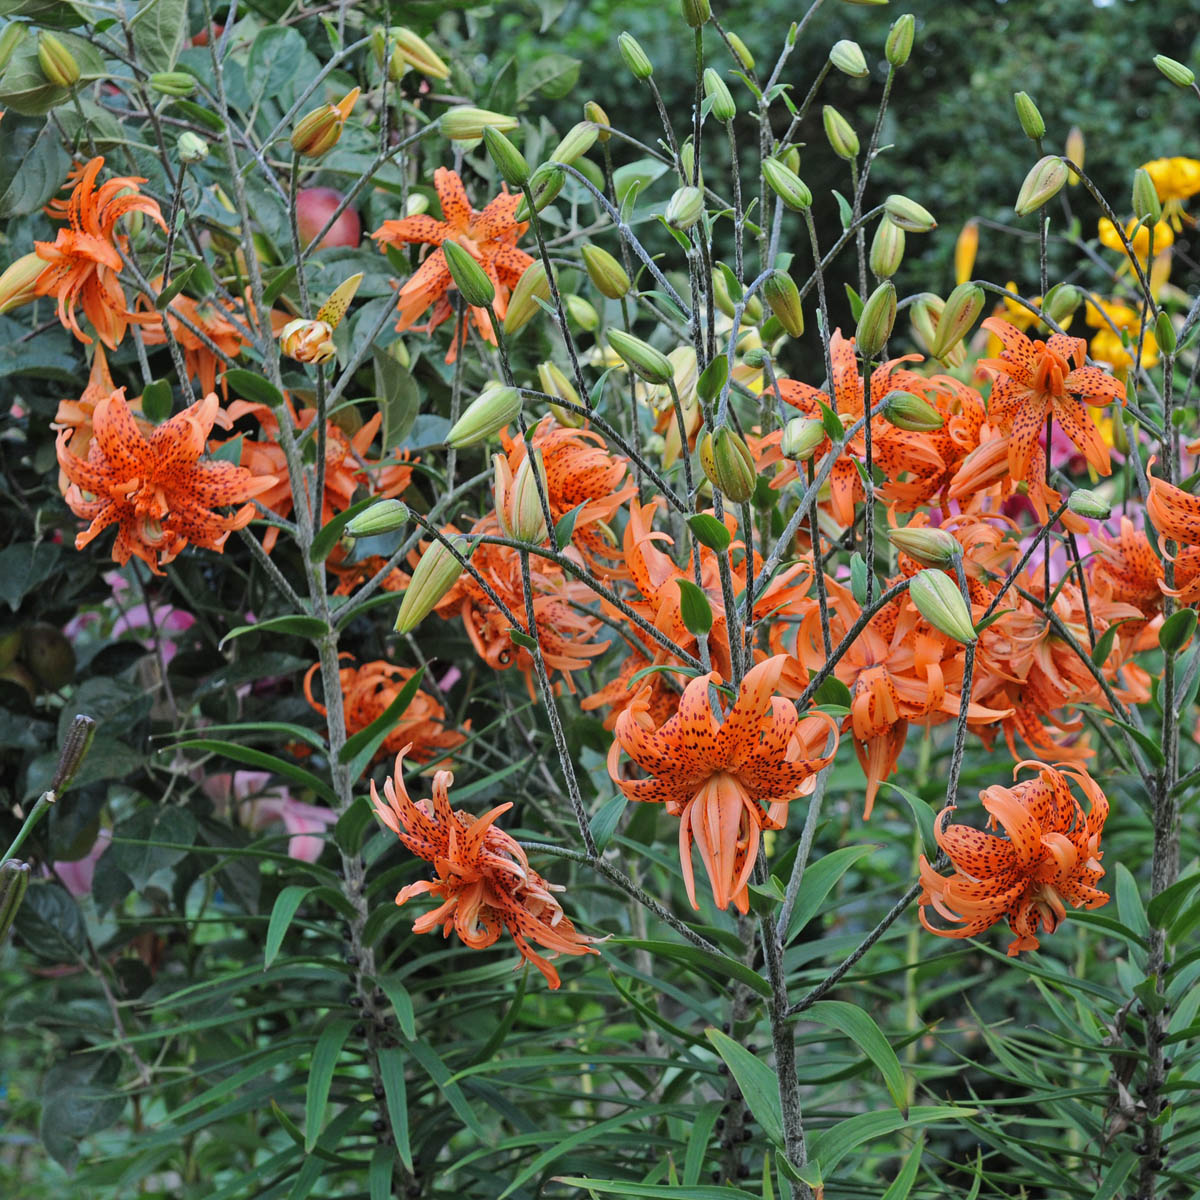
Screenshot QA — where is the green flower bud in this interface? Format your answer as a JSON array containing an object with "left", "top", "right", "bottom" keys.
[
  {"left": 700, "top": 427, "right": 757, "bottom": 504},
  {"left": 1132, "top": 167, "right": 1163, "bottom": 223},
  {"left": 680, "top": 140, "right": 698, "bottom": 186},
  {"left": 345, "top": 499, "right": 410, "bottom": 538},
  {"left": 581, "top": 244, "right": 631, "bottom": 299},
  {"left": 1067, "top": 489, "right": 1111, "bottom": 521},
  {"left": 550, "top": 121, "right": 598, "bottom": 166},
  {"left": 1014, "top": 155, "right": 1068, "bottom": 216},
  {"left": 483, "top": 126, "right": 530, "bottom": 187},
  {"left": 909, "top": 568, "right": 976, "bottom": 644},
  {"left": 37, "top": 31, "right": 80, "bottom": 87},
  {"left": 869, "top": 217, "right": 905, "bottom": 278},
  {"left": 884, "top": 193, "right": 937, "bottom": 233},
  {"left": 291, "top": 88, "right": 359, "bottom": 158},
  {"left": 607, "top": 328, "right": 674, "bottom": 384},
  {"left": 504, "top": 261, "right": 552, "bottom": 335},
  {"left": 389, "top": 27, "right": 451, "bottom": 80},
  {"left": 822, "top": 105, "right": 859, "bottom": 160},
  {"left": 929, "top": 282, "right": 984, "bottom": 359},
  {"left": 881, "top": 389, "right": 943, "bottom": 432},
  {"left": 829, "top": 39, "right": 869, "bottom": 78},
  {"left": 176, "top": 131, "right": 208, "bottom": 164},
  {"left": 666, "top": 185, "right": 705, "bottom": 231},
  {"left": 1155, "top": 309, "right": 1177, "bottom": 355},
  {"left": 1013, "top": 91, "right": 1045, "bottom": 141},
  {"left": 0, "top": 860, "right": 30, "bottom": 947},
  {"left": 681, "top": 0, "right": 710, "bottom": 27},
  {"left": 712, "top": 270, "right": 738, "bottom": 320},
  {"left": 442, "top": 239, "right": 496, "bottom": 309},
  {"left": 0, "top": 252, "right": 47, "bottom": 315},
  {"left": 763, "top": 157, "right": 812, "bottom": 211},
  {"left": 885, "top": 14, "right": 915, "bottom": 67},
  {"left": 887, "top": 525, "right": 962, "bottom": 568},
  {"left": 515, "top": 164, "right": 566, "bottom": 222},
  {"left": 855, "top": 280, "right": 897, "bottom": 358},
  {"left": 495, "top": 449, "right": 549, "bottom": 543},
  {"left": 446, "top": 384, "right": 521, "bottom": 448},
  {"left": 440, "top": 106, "right": 518, "bottom": 141},
  {"left": 727, "top": 32, "right": 755, "bottom": 70},
  {"left": 1043, "top": 282, "right": 1080, "bottom": 326},
  {"left": 0, "top": 22, "right": 26, "bottom": 74},
  {"left": 565, "top": 294, "right": 600, "bottom": 331},
  {"left": 51, "top": 713, "right": 97, "bottom": 796},
  {"left": 537, "top": 361, "right": 584, "bottom": 427},
  {"left": 1154, "top": 54, "right": 1195, "bottom": 88},
  {"left": 618, "top": 32, "right": 653, "bottom": 79},
  {"left": 395, "top": 536, "right": 472, "bottom": 633},
  {"left": 780, "top": 417, "right": 825, "bottom": 462},
  {"left": 762, "top": 270, "right": 804, "bottom": 337},
  {"left": 781, "top": 145, "right": 801, "bottom": 174},
  {"left": 704, "top": 67, "right": 736, "bottom": 121},
  {"left": 150, "top": 71, "right": 197, "bottom": 97}
]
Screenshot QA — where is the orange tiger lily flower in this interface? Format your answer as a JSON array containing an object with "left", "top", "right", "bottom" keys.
[
  {"left": 1088, "top": 515, "right": 1200, "bottom": 616},
  {"left": 581, "top": 649, "right": 678, "bottom": 731},
  {"left": 372, "top": 167, "right": 534, "bottom": 363},
  {"left": 34, "top": 157, "right": 167, "bottom": 348},
  {"left": 1148, "top": 463, "right": 1200, "bottom": 549},
  {"left": 918, "top": 760, "right": 1109, "bottom": 955},
  {"left": 608, "top": 655, "right": 838, "bottom": 913},
  {"left": 979, "top": 317, "right": 1125, "bottom": 483},
  {"left": 371, "top": 749, "right": 600, "bottom": 988},
  {"left": 56, "top": 389, "right": 276, "bottom": 574}
]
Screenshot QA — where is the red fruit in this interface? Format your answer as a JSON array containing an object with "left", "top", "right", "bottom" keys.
[{"left": 295, "top": 187, "right": 362, "bottom": 250}]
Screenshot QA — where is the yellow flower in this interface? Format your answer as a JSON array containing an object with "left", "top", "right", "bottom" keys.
[
  {"left": 1097, "top": 216, "right": 1174, "bottom": 271},
  {"left": 1085, "top": 295, "right": 1159, "bottom": 372},
  {"left": 1140, "top": 157, "right": 1200, "bottom": 230}
]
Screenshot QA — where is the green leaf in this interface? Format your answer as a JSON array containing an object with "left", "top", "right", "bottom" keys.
[
  {"left": 263, "top": 264, "right": 298, "bottom": 307},
  {"left": 698, "top": 355, "right": 729, "bottom": 404},
  {"left": 677, "top": 578, "right": 714, "bottom": 636},
  {"left": 171, "top": 98, "right": 225, "bottom": 132},
  {"left": 685, "top": 1100, "right": 724, "bottom": 1186},
  {"left": 844, "top": 282, "right": 864, "bottom": 322},
  {"left": 553, "top": 501, "right": 589, "bottom": 546},
  {"left": 784, "top": 843, "right": 879, "bottom": 943},
  {"left": 0, "top": 542, "right": 61, "bottom": 611},
  {"left": 131, "top": 0, "right": 187, "bottom": 70},
  {"left": 334, "top": 796, "right": 375, "bottom": 857},
  {"left": 878, "top": 780, "right": 938, "bottom": 858},
  {"left": 618, "top": 939, "right": 771, "bottom": 998},
  {"left": 0, "top": 115, "right": 70, "bottom": 218},
  {"left": 341, "top": 665, "right": 426, "bottom": 780},
  {"left": 375, "top": 350, "right": 420, "bottom": 451},
  {"left": 220, "top": 615, "right": 327, "bottom": 647},
  {"left": 688, "top": 513, "right": 733, "bottom": 552},
  {"left": 38, "top": 1052, "right": 124, "bottom": 1170},
  {"left": 210, "top": 432, "right": 243, "bottom": 464},
  {"left": 1093, "top": 1150, "right": 1137, "bottom": 1200},
  {"left": 705, "top": 1028, "right": 784, "bottom": 1146},
  {"left": 517, "top": 53, "right": 582, "bottom": 103},
  {"left": 264, "top": 885, "right": 313, "bottom": 970},
  {"left": 850, "top": 553, "right": 869, "bottom": 606},
  {"left": 553, "top": 1183, "right": 756, "bottom": 1200},
  {"left": 223, "top": 369, "right": 285, "bottom": 408},
  {"left": 409, "top": 1040, "right": 485, "bottom": 1138},
  {"left": 168, "top": 739, "right": 338, "bottom": 805},
  {"left": 1114, "top": 862, "right": 1150, "bottom": 942},
  {"left": 141, "top": 379, "right": 174, "bottom": 423},
  {"left": 376, "top": 976, "right": 416, "bottom": 1040},
  {"left": 807, "top": 1106, "right": 974, "bottom": 1178},
  {"left": 816, "top": 397, "right": 844, "bottom": 442},
  {"left": 1160, "top": 606, "right": 1198, "bottom": 654},
  {"left": 881, "top": 1136, "right": 924, "bottom": 1199},
  {"left": 107, "top": 807, "right": 198, "bottom": 891},
  {"left": 369, "top": 1144, "right": 394, "bottom": 1200},
  {"left": 154, "top": 263, "right": 197, "bottom": 310},
  {"left": 310, "top": 496, "right": 379, "bottom": 562},
  {"left": 1147, "top": 871, "right": 1200, "bottom": 929},
  {"left": 304, "top": 1019, "right": 353, "bottom": 1152},
  {"left": 1089, "top": 618, "right": 1129, "bottom": 665},
  {"left": 813, "top": 676, "right": 852, "bottom": 709},
  {"left": 589, "top": 793, "right": 627, "bottom": 853},
  {"left": 0, "top": 33, "right": 104, "bottom": 117},
  {"left": 802, "top": 1001, "right": 908, "bottom": 1115},
  {"left": 378, "top": 1047, "right": 412, "bottom": 1173},
  {"left": 508, "top": 627, "right": 538, "bottom": 651}
]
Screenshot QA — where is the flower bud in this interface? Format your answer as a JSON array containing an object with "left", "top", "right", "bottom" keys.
[
  {"left": 763, "top": 158, "right": 812, "bottom": 211},
  {"left": 727, "top": 32, "right": 755, "bottom": 70},
  {"left": 446, "top": 383, "right": 521, "bottom": 448},
  {"left": 406, "top": 193, "right": 430, "bottom": 217},
  {"left": 885, "top": 14, "right": 915, "bottom": 67},
  {"left": 440, "top": 107, "right": 518, "bottom": 141},
  {"left": 495, "top": 450, "right": 549, "bottom": 543},
  {"left": 780, "top": 417, "right": 825, "bottom": 461},
  {"left": 0, "top": 252, "right": 46, "bottom": 314},
  {"left": 291, "top": 88, "right": 359, "bottom": 158},
  {"left": 584, "top": 100, "right": 611, "bottom": 140},
  {"left": 1155, "top": 309, "right": 1177, "bottom": 355},
  {"left": 666, "top": 185, "right": 704, "bottom": 231},
  {"left": 869, "top": 217, "right": 905, "bottom": 278},
  {"left": 887, "top": 525, "right": 962, "bottom": 567},
  {"left": 395, "top": 535, "right": 473, "bottom": 633},
  {"left": 176, "top": 131, "right": 208, "bottom": 164},
  {"left": 822, "top": 105, "right": 859, "bottom": 160},
  {"left": 345, "top": 499, "right": 410, "bottom": 537},
  {"left": 0, "top": 22, "right": 26, "bottom": 74},
  {"left": 1043, "top": 282, "right": 1080, "bottom": 327},
  {"left": 37, "top": 32, "right": 80, "bottom": 87},
  {"left": 954, "top": 218, "right": 978, "bottom": 284},
  {"left": 1132, "top": 168, "right": 1163, "bottom": 224},
  {"left": 1013, "top": 91, "right": 1045, "bottom": 141},
  {"left": 607, "top": 328, "right": 674, "bottom": 384},
  {"left": 1154, "top": 54, "right": 1195, "bottom": 88},
  {"left": 704, "top": 68, "right": 736, "bottom": 121},
  {"left": 442, "top": 240, "right": 496, "bottom": 309},
  {"left": 565, "top": 294, "right": 600, "bottom": 330},
  {"left": 504, "top": 261, "right": 551, "bottom": 335},
  {"left": 538, "top": 361, "right": 584, "bottom": 427},
  {"left": 883, "top": 194, "right": 936, "bottom": 233},
  {"left": 1014, "top": 155, "right": 1068, "bottom": 216},
  {"left": 550, "top": 121, "right": 598, "bottom": 166},
  {"left": 515, "top": 164, "right": 566, "bottom": 222},
  {"left": 711, "top": 269, "right": 738, "bottom": 320},
  {"left": 279, "top": 317, "right": 336, "bottom": 364},
  {"left": 909, "top": 569, "right": 976, "bottom": 644},
  {"left": 0, "top": 860, "right": 30, "bottom": 947},
  {"left": 930, "top": 282, "right": 984, "bottom": 359},
  {"left": 483, "top": 126, "right": 530, "bottom": 187},
  {"left": 681, "top": 0, "right": 710, "bottom": 27},
  {"left": 882, "top": 389, "right": 943, "bottom": 432},
  {"left": 855, "top": 280, "right": 897, "bottom": 358},
  {"left": 700, "top": 427, "right": 757, "bottom": 503},
  {"left": 679, "top": 140, "right": 698, "bottom": 186},
  {"left": 51, "top": 713, "right": 97, "bottom": 795},
  {"left": 150, "top": 71, "right": 197, "bottom": 96},
  {"left": 1064, "top": 126, "right": 1084, "bottom": 184},
  {"left": 1067, "top": 489, "right": 1111, "bottom": 520},
  {"left": 829, "top": 39, "right": 869, "bottom": 78},
  {"left": 390, "top": 27, "right": 450, "bottom": 80},
  {"left": 781, "top": 145, "right": 801, "bottom": 175},
  {"left": 581, "top": 244, "right": 631, "bottom": 299},
  {"left": 762, "top": 270, "right": 804, "bottom": 337},
  {"left": 618, "top": 32, "right": 653, "bottom": 79}
]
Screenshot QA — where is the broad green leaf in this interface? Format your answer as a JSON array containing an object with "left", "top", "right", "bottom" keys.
[
  {"left": 508, "top": 626, "right": 538, "bottom": 651},
  {"left": 0, "top": 116, "right": 70, "bottom": 218},
  {"left": 375, "top": 350, "right": 420, "bottom": 451},
  {"left": 850, "top": 552, "right": 869, "bottom": 605},
  {"left": 154, "top": 263, "right": 196, "bottom": 310},
  {"left": 141, "top": 379, "right": 174, "bottom": 423},
  {"left": 222, "top": 369, "right": 285, "bottom": 408},
  {"left": 1148, "top": 871, "right": 1200, "bottom": 929},
  {"left": 785, "top": 843, "right": 879, "bottom": 942},
  {"left": 813, "top": 676, "right": 852, "bottom": 710},
  {"left": 688, "top": 513, "right": 733, "bottom": 552},
  {"left": 1114, "top": 862, "right": 1150, "bottom": 942},
  {"left": 131, "top": 0, "right": 188, "bottom": 70},
  {"left": 698, "top": 355, "right": 729, "bottom": 404},
  {"left": 553, "top": 500, "right": 589, "bottom": 546},
  {"left": 517, "top": 53, "right": 581, "bottom": 103},
  {"left": 802, "top": 1001, "right": 907, "bottom": 1115},
  {"left": 677, "top": 578, "right": 714, "bottom": 636},
  {"left": 590, "top": 793, "right": 627, "bottom": 853},
  {"left": 107, "top": 808, "right": 198, "bottom": 891},
  {"left": 334, "top": 796, "right": 375, "bottom": 857},
  {"left": 705, "top": 1028, "right": 784, "bottom": 1147},
  {"left": 878, "top": 780, "right": 938, "bottom": 858},
  {"left": 264, "top": 885, "right": 313, "bottom": 970},
  {"left": 619, "top": 939, "right": 771, "bottom": 998},
  {"left": 807, "top": 1106, "right": 974, "bottom": 1178},
  {"left": 304, "top": 1019, "right": 353, "bottom": 1151},
  {"left": 220, "top": 615, "right": 327, "bottom": 647},
  {"left": 816, "top": 397, "right": 844, "bottom": 442}
]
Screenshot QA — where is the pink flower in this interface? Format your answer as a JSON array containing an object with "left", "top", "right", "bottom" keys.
[
  {"left": 205, "top": 770, "right": 337, "bottom": 862},
  {"left": 53, "top": 828, "right": 112, "bottom": 897}
]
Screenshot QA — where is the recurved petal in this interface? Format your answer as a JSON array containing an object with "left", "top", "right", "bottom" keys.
[
  {"left": 1065, "top": 364, "right": 1125, "bottom": 405},
  {"left": 434, "top": 168, "right": 472, "bottom": 229},
  {"left": 713, "top": 655, "right": 788, "bottom": 764},
  {"left": 372, "top": 215, "right": 449, "bottom": 246},
  {"left": 936, "top": 814, "right": 1018, "bottom": 878},
  {"left": 93, "top": 390, "right": 152, "bottom": 479}
]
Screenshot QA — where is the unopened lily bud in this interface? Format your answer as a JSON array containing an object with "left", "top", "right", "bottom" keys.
[
  {"left": 727, "top": 32, "right": 755, "bottom": 70},
  {"left": 680, "top": 140, "right": 698, "bottom": 186},
  {"left": 1014, "top": 155, "right": 1068, "bottom": 216},
  {"left": 0, "top": 860, "right": 30, "bottom": 947},
  {"left": 1154, "top": 54, "right": 1195, "bottom": 88},
  {"left": 829, "top": 39, "right": 868, "bottom": 78},
  {"left": 930, "top": 282, "right": 984, "bottom": 359},
  {"left": 346, "top": 499, "right": 410, "bottom": 538},
  {"left": 888, "top": 526, "right": 962, "bottom": 567},
  {"left": 1064, "top": 126, "right": 1084, "bottom": 185},
  {"left": 538, "top": 362, "right": 584, "bottom": 426},
  {"left": 1132, "top": 168, "right": 1162, "bottom": 224},
  {"left": 856, "top": 280, "right": 897, "bottom": 358},
  {"left": 954, "top": 218, "right": 978, "bottom": 284},
  {"left": 504, "top": 261, "right": 551, "bottom": 335},
  {"left": 700, "top": 427, "right": 757, "bottom": 504},
  {"left": 618, "top": 31, "right": 653, "bottom": 79},
  {"left": 291, "top": 88, "right": 359, "bottom": 158},
  {"left": 565, "top": 294, "right": 600, "bottom": 330},
  {"left": 886, "top": 14, "right": 915, "bottom": 67},
  {"left": 495, "top": 450, "right": 549, "bottom": 543},
  {"left": 781, "top": 145, "right": 801, "bottom": 175},
  {"left": 1013, "top": 91, "right": 1045, "bottom": 141},
  {"left": 483, "top": 127, "right": 530, "bottom": 187},
  {"left": 780, "top": 417, "right": 825, "bottom": 462},
  {"left": 581, "top": 245, "right": 631, "bottom": 299},
  {"left": 37, "top": 31, "right": 80, "bottom": 87},
  {"left": 884, "top": 194, "right": 936, "bottom": 233},
  {"left": 681, "top": 0, "right": 710, "bottom": 27},
  {"left": 1067, "top": 489, "right": 1111, "bottom": 520},
  {"left": 150, "top": 71, "right": 197, "bottom": 96},
  {"left": 666, "top": 185, "right": 704, "bottom": 231},
  {"left": 704, "top": 68, "right": 736, "bottom": 121},
  {"left": 440, "top": 106, "right": 518, "bottom": 141},
  {"left": 406, "top": 193, "right": 430, "bottom": 217},
  {"left": 515, "top": 164, "right": 565, "bottom": 221},
  {"left": 1155, "top": 309, "right": 1177, "bottom": 355},
  {"left": 1043, "top": 282, "right": 1080, "bottom": 326},
  {"left": 395, "top": 536, "right": 471, "bottom": 633},
  {"left": 550, "top": 121, "right": 598, "bottom": 166},
  {"left": 763, "top": 270, "right": 804, "bottom": 337},
  {"left": 279, "top": 317, "right": 336, "bottom": 364},
  {"left": 607, "top": 328, "right": 674, "bottom": 384},
  {"left": 442, "top": 240, "right": 496, "bottom": 309},
  {"left": 882, "top": 389, "right": 943, "bottom": 432},
  {"left": 0, "top": 22, "right": 26, "bottom": 73},
  {"left": 0, "top": 253, "right": 46, "bottom": 314},
  {"left": 176, "top": 131, "right": 208, "bottom": 164},
  {"left": 869, "top": 217, "right": 905, "bottom": 278},
  {"left": 447, "top": 383, "right": 521, "bottom": 448},
  {"left": 712, "top": 270, "right": 738, "bottom": 320},
  {"left": 909, "top": 569, "right": 976, "bottom": 644},
  {"left": 51, "top": 713, "right": 97, "bottom": 796},
  {"left": 390, "top": 27, "right": 450, "bottom": 80},
  {"left": 763, "top": 157, "right": 812, "bottom": 211},
  {"left": 823, "top": 105, "right": 859, "bottom": 160},
  {"left": 584, "top": 101, "right": 611, "bottom": 140}
]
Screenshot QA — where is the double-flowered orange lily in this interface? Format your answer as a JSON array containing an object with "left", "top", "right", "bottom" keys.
[
  {"left": 56, "top": 389, "right": 276, "bottom": 574},
  {"left": 1089, "top": 514, "right": 1200, "bottom": 615},
  {"left": 372, "top": 167, "right": 534, "bottom": 362},
  {"left": 979, "top": 317, "right": 1125, "bottom": 483},
  {"left": 34, "top": 157, "right": 167, "bottom": 348},
  {"left": 139, "top": 288, "right": 247, "bottom": 396},
  {"left": 918, "top": 760, "right": 1109, "bottom": 955},
  {"left": 608, "top": 655, "right": 838, "bottom": 913},
  {"left": 372, "top": 749, "right": 600, "bottom": 988}
]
